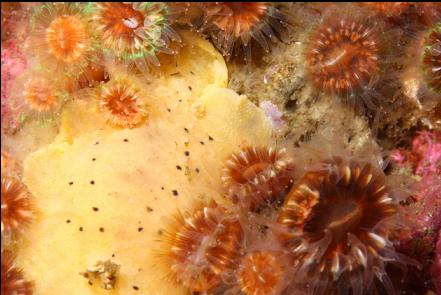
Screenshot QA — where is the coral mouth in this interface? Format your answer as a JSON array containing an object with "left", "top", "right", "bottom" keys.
[{"left": 317, "top": 199, "right": 362, "bottom": 232}]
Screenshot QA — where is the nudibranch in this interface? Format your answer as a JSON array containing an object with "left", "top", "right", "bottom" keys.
[
  {"left": 278, "top": 156, "right": 414, "bottom": 294},
  {"left": 157, "top": 201, "right": 243, "bottom": 293},
  {"left": 222, "top": 146, "right": 295, "bottom": 211}
]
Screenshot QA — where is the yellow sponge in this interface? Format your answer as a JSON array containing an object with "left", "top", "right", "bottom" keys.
[{"left": 16, "top": 32, "right": 273, "bottom": 294}]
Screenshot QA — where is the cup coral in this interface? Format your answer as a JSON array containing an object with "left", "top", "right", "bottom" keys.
[
  {"left": 305, "top": 10, "right": 380, "bottom": 96},
  {"left": 278, "top": 156, "right": 414, "bottom": 294},
  {"left": 422, "top": 24, "right": 441, "bottom": 94},
  {"left": 412, "top": 2, "right": 441, "bottom": 26},
  {"left": 93, "top": 2, "right": 181, "bottom": 71},
  {"left": 157, "top": 201, "right": 243, "bottom": 293},
  {"left": 1, "top": 250, "right": 33, "bottom": 295},
  {"left": 7, "top": 66, "right": 70, "bottom": 125},
  {"left": 1, "top": 176, "right": 34, "bottom": 238},
  {"left": 98, "top": 77, "right": 147, "bottom": 129},
  {"left": 222, "top": 146, "right": 295, "bottom": 211},
  {"left": 238, "top": 250, "right": 287, "bottom": 295},
  {"left": 199, "top": 2, "right": 287, "bottom": 62},
  {"left": 303, "top": 5, "right": 401, "bottom": 109},
  {"left": 27, "top": 3, "right": 98, "bottom": 81}
]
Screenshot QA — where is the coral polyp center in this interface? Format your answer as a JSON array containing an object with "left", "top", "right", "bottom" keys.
[
  {"left": 23, "top": 78, "right": 59, "bottom": 113},
  {"left": 239, "top": 251, "right": 284, "bottom": 295},
  {"left": 100, "top": 81, "right": 145, "bottom": 128},
  {"left": 422, "top": 25, "right": 441, "bottom": 92},
  {"left": 45, "top": 15, "right": 88, "bottom": 63},
  {"left": 306, "top": 18, "right": 380, "bottom": 95},
  {"left": 278, "top": 157, "right": 400, "bottom": 291},
  {"left": 222, "top": 146, "right": 294, "bottom": 210},
  {"left": 160, "top": 202, "right": 243, "bottom": 292}
]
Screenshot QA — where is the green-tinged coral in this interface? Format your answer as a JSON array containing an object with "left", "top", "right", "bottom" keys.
[
  {"left": 28, "top": 2, "right": 99, "bottom": 79},
  {"left": 93, "top": 2, "right": 180, "bottom": 68}
]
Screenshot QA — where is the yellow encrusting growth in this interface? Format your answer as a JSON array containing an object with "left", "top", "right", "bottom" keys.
[{"left": 15, "top": 32, "right": 273, "bottom": 294}]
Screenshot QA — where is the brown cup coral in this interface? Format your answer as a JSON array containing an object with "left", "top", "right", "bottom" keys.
[
  {"left": 222, "top": 146, "right": 295, "bottom": 211},
  {"left": 1, "top": 176, "right": 34, "bottom": 238},
  {"left": 303, "top": 6, "right": 401, "bottom": 109},
  {"left": 306, "top": 14, "right": 381, "bottom": 96},
  {"left": 1, "top": 250, "right": 33, "bottom": 295},
  {"left": 412, "top": 2, "right": 441, "bottom": 27},
  {"left": 200, "top": 2, "right": 287, "bottom": 62},
  {"left": 278, "top": 156, "right": 414, "bottom": 294},
  {"left": 238, "top": 250, "right": 287, "bottom": 295},
  {"left": 157, "top": 201, "right": 243, "bottom": 293}
]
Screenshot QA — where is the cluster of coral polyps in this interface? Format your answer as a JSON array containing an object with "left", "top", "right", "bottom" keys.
[
  {"left": 158, "top": 139, "right": 421, "bottom": 294},
  {"left": 1, "top": 2, "right": 440, "bottom": 295},
  {"left": 299, "top": 3, "right": 441, "bottom": 111},
  {"left": 0, "top": 2, "right": 290, "bottom": 134}
]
